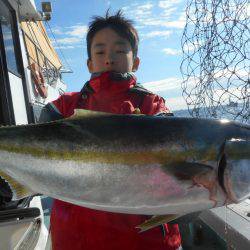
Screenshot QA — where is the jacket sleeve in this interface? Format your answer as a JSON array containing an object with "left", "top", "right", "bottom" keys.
[
  {"left": 38, "top": 96, "right": 64, "bottom": 123},
  {"left": 38, "top": 91, "right": 82, "bottom": 123},
  {"left": 140, "top": 94, "right": 173, "bottom": 116}
]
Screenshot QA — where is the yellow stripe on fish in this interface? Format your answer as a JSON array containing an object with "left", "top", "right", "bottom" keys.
[{"left": 0, "top": 143, "right": 218, "bottom": 165}]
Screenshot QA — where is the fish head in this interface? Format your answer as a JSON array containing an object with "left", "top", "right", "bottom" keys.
[{"left": 220, "top": 139, "right": 250, "bottom": 203}]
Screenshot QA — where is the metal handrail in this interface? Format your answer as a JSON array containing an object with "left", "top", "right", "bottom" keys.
[{"left": 22, "top": 30, "right": 61, "bottom": 86}]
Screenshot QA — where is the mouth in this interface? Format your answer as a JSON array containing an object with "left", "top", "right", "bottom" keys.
[{"left": 104, "top": 68, "right": 119, "bottom": 72}]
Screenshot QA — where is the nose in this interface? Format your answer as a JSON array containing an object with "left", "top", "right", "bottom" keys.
[
  {"left": 105, "top": 60, "right": 114, "bottom": 65},
  {"left": 222, "top": 139, "right": 250, "bottom": 202},
  {"left": 105, "top": 53, "right": 115, "bottom": 66}
]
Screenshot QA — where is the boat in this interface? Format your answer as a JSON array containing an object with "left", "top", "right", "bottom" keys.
[{"left": 0, "top": 0, "right": 67, "bottom": 249}]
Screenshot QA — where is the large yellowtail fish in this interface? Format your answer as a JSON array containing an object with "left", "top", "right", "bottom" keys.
[{"left": 0, "top": 110, "right": 249, "bottom": 230}]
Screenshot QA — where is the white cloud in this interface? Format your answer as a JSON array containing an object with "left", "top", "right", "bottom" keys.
[
  {"left": 142, "top": 77, "right": 248, "bottom": 112},
  {"left": 182, "top": 86, "right": 248, "bottom": 113},
  {"left": 142, "top": 77, "right": 187, "bottom": 110},
  {"left": 163, "top": 19, "right": 185, "bottom": 29},
  {"left": 51, "top": 27, "right": 63, "bottom": 35},
  {"left": 165, "top": 96, "right": 188, "bottom": 111},
  {"left": 122, "top": 1, "right": 185, "bottom": 31},
  {"left": 142, "top": 77, "right": 183, "bottom": 92},
  {"left": 55, "top": 37, "right": 82, "bottom": 45},
  {"left": 142, "top": 76, "right": 188, "bottom": 110},
  {"left": 162, "top": 48, "right": 182, "bottom": 55},
  {"left": 122, "top": 2, "right": 154, "bottom": 19},
  {"left": 158, "top": 0, "right": 181, "bottom": 9},
  {"left": 66, "top": 25, "right": 88, "bottom": 37},
  {"left": 165, "top": 85, "right": 248, "bottom": 112},
  {"left": 134, "top": 12, "right": 185, "bottom": 29},
  {"left": 137, "top": 3, "right": 154, "bottom": 11},
  {"left": 182, "top": 41, "right": 201, "bottom": 52},
  {"left": 162, "top": 7, "right": 177, "bottom": 18},
  {"left": 213, "top": 68, "right": 248, "bottom": 79},
  {"left": 158, "top": 0, "right": 181, "bottom": 19},
  {"left": 54, "top": 45, "right": 76, "bottom": 50},
  {"left": 143, "top": 30, "right": 173, "bottom": 38},
  {"left": 49, "top": 24, "right": 87, "bottom": 48},
  {"left": 181, "top": 67, "right": 249, "bottom": 115}
]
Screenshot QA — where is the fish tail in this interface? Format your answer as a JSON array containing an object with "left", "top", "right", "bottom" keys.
[{"left": 0, "top": 170, "right": 34, "bottom": 200}]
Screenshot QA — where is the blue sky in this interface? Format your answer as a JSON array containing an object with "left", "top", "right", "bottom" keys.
[{"left": 35, "top": 0, "right": 188, "bottom": 110}]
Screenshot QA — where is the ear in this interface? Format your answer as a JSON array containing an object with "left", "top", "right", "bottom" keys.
[
  {"left": 87, "top": 59, "right": 93, "bottom": 73},
  {"left": 132, "top": 57, "right": 140, "bottom": 72}
]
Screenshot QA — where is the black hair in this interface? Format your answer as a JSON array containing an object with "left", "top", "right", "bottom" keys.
[{"left": 86, "top": 10, "right": 139, "bottom": 59}]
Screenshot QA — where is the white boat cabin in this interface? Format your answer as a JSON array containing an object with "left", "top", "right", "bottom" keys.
[{"left": 0, "top": 0, "right": 67, "bottom": 249}]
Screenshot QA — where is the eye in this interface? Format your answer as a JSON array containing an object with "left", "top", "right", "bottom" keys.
[
  {"left": 96, "top": 51, "right": 104, "bottom": 55},
  {"left": 116, "top": 50, "right": 126, "bottom": 54}
]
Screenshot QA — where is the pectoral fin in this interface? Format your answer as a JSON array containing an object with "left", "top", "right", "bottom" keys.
[
  {"left": 0, "top": 170, "right": 34, "bottom": 200},
  {"left": 136, "top": 214, "right": 181, "bottom": 233}
]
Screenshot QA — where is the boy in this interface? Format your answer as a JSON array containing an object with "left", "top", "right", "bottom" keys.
[{"left": 46, "top": 10, "right": 181, "bottom": 250}]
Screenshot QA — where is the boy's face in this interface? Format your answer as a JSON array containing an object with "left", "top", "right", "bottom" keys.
[{"left": 87, "top": 28, "right": 140, "bottom": 74}]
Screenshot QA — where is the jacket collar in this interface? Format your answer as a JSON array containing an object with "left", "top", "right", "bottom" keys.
[
  {"left": 90, "top": 71, "right": 136, "bottom": 81},
  {"left": 81, "top": 71, "right": 137, "bottom": 94}
]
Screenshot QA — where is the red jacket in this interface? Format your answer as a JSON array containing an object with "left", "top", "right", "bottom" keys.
[{"left": 49, "top": 72, "right": 181, "bottom": 250}]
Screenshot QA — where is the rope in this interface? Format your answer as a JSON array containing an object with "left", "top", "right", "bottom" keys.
[{"left": 45, "top": 21, "right": 73, "bottom": 72}]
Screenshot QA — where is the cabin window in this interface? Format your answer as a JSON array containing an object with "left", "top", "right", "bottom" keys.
[{"left": 0, "top": 0, "right": 20, "bottom": 75}]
